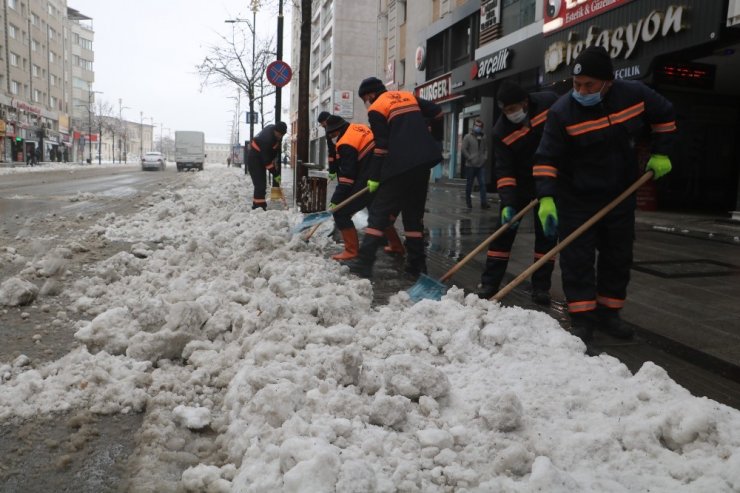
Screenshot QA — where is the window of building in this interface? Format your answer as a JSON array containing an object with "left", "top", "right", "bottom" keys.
[
  {"left": 8, "top": 0, "right": 17, "bottom": 9},
  {"left": 10, "top": 52, "right": 19, "bottom": 67},
  {"left": 50, "top": 74, "right": 57, "bottom": 86},
  {"left": 398, "top": 1, "right": 407, "bottom": 25},
  {"left": 48, "top": 27, "right": 55, "bottom": 40},
  {"left": 451, "top": 19, "right": 471, "bottom": 68},
  {"left": 31, "top": 39, "right": 38, "bottom": 51},
  {"left": 33, "top": 89, "right": 41, "bottom": 103},
  {"left": 31, "top": 13, "right": 39, "bottom": 27},
  {"left": 501, "top": 0, "right": 536, "bottom": 36},
  {"left": 32, "top": 64, "right": 39, "bottom": 77},
  {"left": 11, "top": 80, "right": 20, "bottom": 95},
  {"left": 427, "top": 31, "right": 447, "bottom": 78},
  {"left": 49, "top": 51, "right": 55, "bottom": 63},
  {"left": 320, "top": 63, "right": 332, "bottom": 92},
  {"left": 9, "top": 24, "right": 17, "bottom": 39},
  {"left": 50, "top": 95, "right": 57, "bottom": 108}
]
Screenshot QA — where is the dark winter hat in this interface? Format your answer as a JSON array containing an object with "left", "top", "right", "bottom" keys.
[
  {"left": 275, "top": 121, "right": 287, "bottom": 134},
  {"left": 358, "top": 77, "right": 387, "bottom": 98},
  {"left": 324, "top": 115, "right": 349, "bottom": 134},
  {"left": 572, "top": 45, "right": 614, "bottom": 80},
  {"left": 317, "top": 111, "right": 331, "bottom": 124},
  {"left": 496, "top": 80, "right": 528, "bottom": 107}
]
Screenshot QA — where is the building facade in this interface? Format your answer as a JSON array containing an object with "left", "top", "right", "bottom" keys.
[
  {"left": 67, "top": 6, "right": 95, "bottom": 163},
  {"left": 1, "top": 0, "right": 78, "bottom": 162},
  {"left": 289, "top": 0, "right": 377, "bottom": 168},
  {"left": 205, "top": 142, "right": 230, "bottom": 165}
]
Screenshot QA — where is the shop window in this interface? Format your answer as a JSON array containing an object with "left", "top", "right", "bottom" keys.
[{"left": 501, "top": 0, "right": 536, "bottom": 36}]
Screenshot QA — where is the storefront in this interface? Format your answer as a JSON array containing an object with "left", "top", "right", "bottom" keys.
[
  {"left": 450, "top": 33, "right": 545, "bottom": 185},
  {"left": 541, "top": 0, "right": 740, "bottom": 213},
  {"left": 413, "top": 72, "right": 465, "bottom": 180}
]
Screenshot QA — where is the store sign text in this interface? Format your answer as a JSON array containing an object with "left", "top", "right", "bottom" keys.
[
  {"left": 471, "top": 48, "right": 511, "bottom": 80},
  {"left": 415, "top": 74, "right": 459, "bottom": 103},
  {"left": 544, "top": 5, "right": 685, "bottom": 73}
]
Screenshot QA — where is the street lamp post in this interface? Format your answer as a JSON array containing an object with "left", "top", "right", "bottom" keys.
[
  {"left": 140, "top": 111, "right": 144, "bottom": 160},
  {"left": 118, "top": 99, "right": 130, "bottom": 164}
]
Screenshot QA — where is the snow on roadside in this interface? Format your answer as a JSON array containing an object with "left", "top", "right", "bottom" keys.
[{"left": 1, "top": 167, "right": 739, "bottom": 492}]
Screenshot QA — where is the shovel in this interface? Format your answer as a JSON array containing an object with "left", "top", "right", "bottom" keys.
[
  {"left": 294, "top": 186, "right": 369, "bottom": 234},
  {"left": 406, "top": 199, "right": 539, "bottom": 303},
  {"left": 270, "top": 186, "right": 288, "bottom": 208},
  {"left": 491, "top": 172, "right": 654, "bottom": 302}
]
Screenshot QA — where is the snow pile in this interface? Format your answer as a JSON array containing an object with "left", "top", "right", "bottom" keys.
[{"left": 1, "top": 167, "right": 739, "bottom": 492}]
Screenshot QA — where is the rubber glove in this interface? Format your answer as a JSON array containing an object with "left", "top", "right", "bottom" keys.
[
  {"left": 501, "top": 206, "right": 519, "bottom": 229},
  {"left": 538, "top": 196, "right": 558, "bottom": 239},
  {"left": 367, "top": 180, "right": 380, "bottom": 193},
  {"left": 646, "top": 154, "right": 671, "bottom": 180},
  {"left": 273, "top": 175, "right": 282, "bottom": 185},
  {"left": 328, "top": 172, "right": 337, "bottom": 181},
  {"left": 329, "top": 202, "right": 337, "bottom": 209}
]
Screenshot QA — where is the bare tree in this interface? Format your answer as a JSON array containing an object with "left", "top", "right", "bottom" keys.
[{"left": 196, "top": 17, "right": 275, "bottom": 140}]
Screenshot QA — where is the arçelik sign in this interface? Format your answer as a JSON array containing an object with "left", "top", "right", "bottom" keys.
[{"left": 471, "top": 48, "right": 511, "bottom": 80}]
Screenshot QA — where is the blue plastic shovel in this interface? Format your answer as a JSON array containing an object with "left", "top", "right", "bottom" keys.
[
  {"left": 293, "top": 186, "right": 369, "bottom": 234},
  {"left": 407, "top": 199, "right": 539, "bottom": 303}
]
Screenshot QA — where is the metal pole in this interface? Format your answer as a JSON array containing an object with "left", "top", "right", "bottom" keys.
[
  {"left": 273, "top": 0, "right": 284, "bottom": 186},
  {"left": 250, "top": 5, "right": 257, "bottom": 144},
  {"left": 140, "top": 111, "right": 144, "bottom": 159}
]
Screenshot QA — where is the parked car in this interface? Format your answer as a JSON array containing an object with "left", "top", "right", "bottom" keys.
[{"left": 141, "top": 151, "right": 166, "bottom": 171}]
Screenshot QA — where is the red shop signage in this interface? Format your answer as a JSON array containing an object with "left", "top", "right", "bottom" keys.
[{"left": 543, "top": 0, "right": 635, "bottom": 36}]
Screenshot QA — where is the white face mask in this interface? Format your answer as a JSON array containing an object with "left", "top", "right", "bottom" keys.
[
  {"left": 506, "top": 109, "right": 527, "bottom": 124},
  {"left": 364, "top": 99, "right": 373, "bottom": 109},
  {"left": 331, "top": 136, "right": 338, "bottom": 145}
]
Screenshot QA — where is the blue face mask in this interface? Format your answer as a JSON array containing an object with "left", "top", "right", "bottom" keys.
[{"left": 571, "top": 83, "right": 606, "bottom": 106}]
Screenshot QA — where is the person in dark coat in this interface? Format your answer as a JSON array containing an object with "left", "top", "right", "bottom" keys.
[
  {"left": 478, "top": 81, "right": 559, "bottom": 304},
  {"left": 346, "top": 77, "right": 443, "bottom": 278},
  {"left": 534, "top": 46, "right": 676, "bottom": 342},
  {"left": 246, "top": 121, "right": 287, "bottom": 210}
]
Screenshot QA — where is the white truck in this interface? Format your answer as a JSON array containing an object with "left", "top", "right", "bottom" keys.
[{"left": 174, "top": 131, "right": 206, "bottom": 171}]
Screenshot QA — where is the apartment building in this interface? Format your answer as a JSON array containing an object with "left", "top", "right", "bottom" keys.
[
  {"left": 67, "top": 5, "right": 95, "bottom": 162},
  {"left": 289, "top": 0, "right": 376, "bottom": 167}
]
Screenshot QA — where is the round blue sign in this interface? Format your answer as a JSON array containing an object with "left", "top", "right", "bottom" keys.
[{"left": 266, "top": 61, "right": 292, "bottom": 88}]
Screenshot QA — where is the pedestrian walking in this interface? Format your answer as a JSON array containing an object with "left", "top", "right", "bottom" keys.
[
  {"left": 246, "top": 121, "right": 287, "bottom": 210},
  {"left": 346, "top": 77, "right": 443, "bottom": 278},
  {"left": 34, "top": 146, "right": 41, "bottom": 165},
  {"left": 461, "top": 119, "right": 489, "bottom": 209},
  {"left": 534, "top": 46, "right": 676, "bottom": 341},
  {"left": 477, "top": 81, "right": 559, "bottom": 304},
  {"left": 63, "top": 147, "right": 69, "bottom": 163}
]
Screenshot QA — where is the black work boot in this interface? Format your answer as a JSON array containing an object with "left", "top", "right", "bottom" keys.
[
  {"left": 345, "top": 235, "right": 384, "bottom": 279},
  {"left": 569, "top": 312, "right": 596, "bottom": 343},
  {"left": 531, "top": 289, "right": 551, "bottom": 306},
  {"left": 403, "top": 237, "right": 427, "bottom": 278},
  {"left": 596, "top": 306, "right": 633, "bottom": 339},
  {"left": 477, "top": 284, "right": 497, "bottom": 299}
]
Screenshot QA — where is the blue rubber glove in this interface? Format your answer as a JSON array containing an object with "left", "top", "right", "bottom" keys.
[
  {"left": 646, "top": 154, "right": 671, "bottom": 180},
  {"left": 367, "top": 180, "right": 380, "bottom": 193},
  {"left": 501, "top": 206, "right": 519, "bottom": 230},
  {"left": 538, "top": 197, "right": 558, "bottom": 239},
  {"left": 328, "top": 172, "right": 337, "bottom": 181}
]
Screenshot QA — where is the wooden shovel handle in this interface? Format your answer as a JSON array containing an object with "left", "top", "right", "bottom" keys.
[
  {"left": 492, "top": 172, "right": 654, "bottom": 302},
  {"left": 303, "top": 187, "right": 370, "bottom": 241},
  {"left": 491, "top": 171, "right": 653, "bottom": 301},
  {"left": 439, "top": 199, "right": 539, "bottom": 283}
]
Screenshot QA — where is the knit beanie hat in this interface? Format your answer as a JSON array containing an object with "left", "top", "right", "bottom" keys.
[
  {"left": 358, "top": 77, "right": 387, "bottom": 98},
  {"left": 572, "top": 45, "right": 614, "bottom": 80},
  {"left": 496, "top": 80, "right": 528, "bottom": 107},
  {"left": 317, "top": 111, "right": 331, "bottom": 124},
  {"left": 275, "top": 121, "right": 287, "bottom": 134},
  {"left": 324, "top": 115, "right": 349, "bottom": 134}
]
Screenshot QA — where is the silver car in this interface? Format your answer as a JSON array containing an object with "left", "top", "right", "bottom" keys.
[{"left": 141, "top": 151, "right": 166, "bottom": 171}]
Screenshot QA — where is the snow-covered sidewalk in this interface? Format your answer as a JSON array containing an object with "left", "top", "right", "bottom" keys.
[{"left": 1, "top": 166, "right": 739, "bottom": 492}]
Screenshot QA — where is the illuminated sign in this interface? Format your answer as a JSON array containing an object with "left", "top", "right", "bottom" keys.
[
  {"left": 543, "top": 0, "right": 635, "bottom": 35},
  {"left": 471, "top": 48, "right": 511, "bottom": 80},
  {"left": 415, "top": 74, "right": 462, "bottom": 103}
]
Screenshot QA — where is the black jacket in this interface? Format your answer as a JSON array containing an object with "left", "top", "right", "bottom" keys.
[
  {"left": 492, "top": 91, "right": 559, "bottom": 207},
  {"left": 534, "top": 80, "right": 676, "bottom": 212},
  {"left": 366, "top": 91, "right": 443, "bottom": 181},
  {"left": 247, "top": 124, "right": 282, "bottom": 176}
]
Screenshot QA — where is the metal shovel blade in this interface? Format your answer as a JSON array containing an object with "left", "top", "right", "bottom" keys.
[
  {"left": 292, "top": 211, "right": 332, "bottom": 233},
  {"left": 407, "top": 274, "right": 448, "bottom": 303}
]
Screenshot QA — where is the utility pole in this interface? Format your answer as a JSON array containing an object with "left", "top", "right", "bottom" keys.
[
  {"left": 140, "top": 111, "right": 144, "bottom": 159},
  {"left": 296, "top": 0, "right": 312, "bottom": 211},
  {"left": 250, "top": 0, "right": 259, "bottom": 146}
]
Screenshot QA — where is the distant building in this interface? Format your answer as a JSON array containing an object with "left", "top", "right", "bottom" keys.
[{"left": 205, "top": 143, "right": 230, "bottom": 164}]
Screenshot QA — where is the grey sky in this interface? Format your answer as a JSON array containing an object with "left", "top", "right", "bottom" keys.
[{"left": 69, "top": 0, "right": 292, "bottom": 144}]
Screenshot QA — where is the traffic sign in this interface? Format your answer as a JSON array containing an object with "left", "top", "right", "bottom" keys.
[
  {"left": 266, "top": 60, "right": 292, "bottom": 88},
  {"left": 245, "top": 111, "right": 259, "bottom": 124}
]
